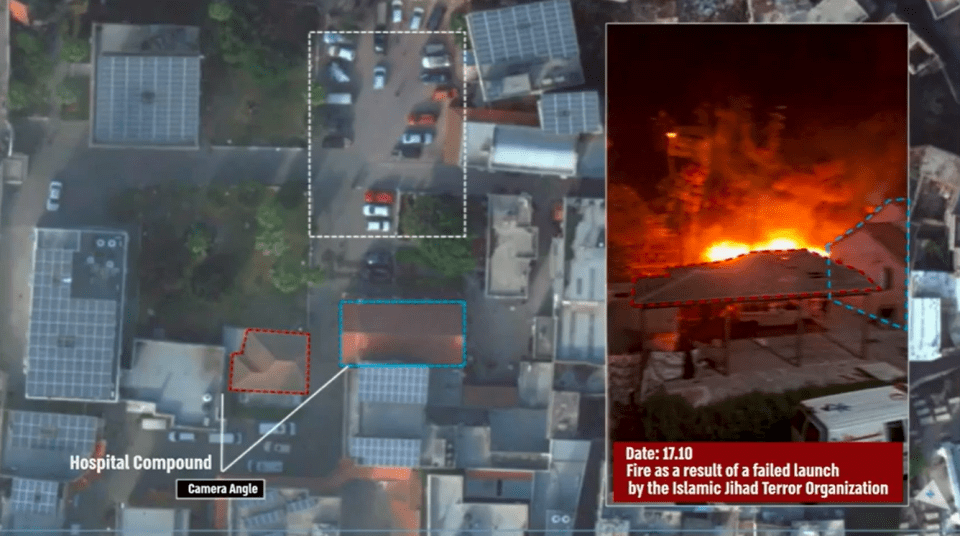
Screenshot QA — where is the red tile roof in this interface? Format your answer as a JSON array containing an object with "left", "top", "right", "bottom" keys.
[{"left": 340, "top": 302, "right": 464, "bottom": 365}]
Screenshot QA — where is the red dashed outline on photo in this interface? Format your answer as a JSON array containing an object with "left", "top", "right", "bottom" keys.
[{"left": 228, "top": 328, "right": 311, "bottom": 395}]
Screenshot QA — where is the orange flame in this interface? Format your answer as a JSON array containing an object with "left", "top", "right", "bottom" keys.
[{"left": 703, "top": 232, "right": 828, "bottom": 262}]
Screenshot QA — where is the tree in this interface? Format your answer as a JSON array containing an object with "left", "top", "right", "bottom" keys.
[
  {"left": 255, "top": 199, "right": 288, "bottom": 256},
  {"left": 270, "top": 256, "right": 324, "bottom": 293},
  {"left": 55, "top": 84, "right": 79, "bottom": 106},
  {"left": 208, "top": 1, "right": 233, "bottom": 22},
  {"left": 449, "top": 14, "right": 471, "bottom": 49},
  {"left": 309, "top": 83, "right": 325, "bottom": 106},
  {"left": 7, "top": 82, "right": 31, "bottom": 112},
  {"left": 191, "top": 253, "right": 237, "bottom": 299},
  {"left": 186, "top": 225, "right": 212, "bottom": 259},
  {"left": 60, "top": 38, "right": 89, "bottom": 63},
  {"left": 277, "top": 178, "right": 307, "bottom": 210},
  {"left": 237, "top": 181, "right": 266, "bottom": 206},
  {"left": 416, "top": 238, "right": 477, "bottom": 277}
]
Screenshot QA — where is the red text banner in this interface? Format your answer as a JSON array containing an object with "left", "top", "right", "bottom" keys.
[{"left": 612, "top": 442, "right": 903, "bottom": 504}]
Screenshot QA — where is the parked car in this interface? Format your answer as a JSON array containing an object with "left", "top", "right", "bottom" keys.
[
  {"left": 362, "top": 250, "right": 394, "bottom": 283},
  {"left": 421, "top": 55, "right": 451, "bottom": 69},
  {"left": 363, "top": 204, "right": 391, "bottom": 218},
  {"left": 328, "top": 62, "right": 350, "bottom": 83},
  {"left": 328, "top": 44, "right": 356, "bottom": 61},
  {"left": 407, "top": 112, "right": 437, "bottom": 126},
  {"left": 419, "top": 69, "right": 450, "bottom": 84},
  {"left": 409, "top": 6, "right": 424, "bottom": 30},
  {"left": 432, "top": 86, "right": 458, "bottom": 101},
  {"left": 168, "top": 431, "right": 196, "bottom": 442},
  {"left": 321, "top": 135, "right": 353, "bottom": 148},
  {"left": 373, "top": 65, "right": 387, "bottom": 90},
  {"left": 423, "top": 42, "right": 446, "bottom": 56},
  {"left": 426, "top": 4, "right": 447, "bottom": 30},
  {"left": 391, "top": 0, "right": 403, "bottom": 23},
  {"left": 374, "top": 25, "right": 388, "bottom": 54},
  {"left": 209, "top": 432, "right": 243, "bottom": 444},
  {"left": 247, "top": 460, "right": 284, "bottom": 474},
  {"left": 391, "top": 144, "right": 423, "bottom": 159},
  {"left": 46, "top": 181, "right": 62, "bottom": 212},
  {"left": 258, "top": 422, "right": 297, "bottom": 436},
  {"left": 322, "top": 32, "right": 348, "bottom": 45},
  {"left": 367, "top": 219, "right": 392, "bottom": 232},
  {"left": 264, "top": 441, "right": 292, "bottom": 454},
  {"left": 401, "top": 129, "right": 434, "bottom": 145},
  {"left": 365, "top": 190, "right": 395, "bottom": 204}
]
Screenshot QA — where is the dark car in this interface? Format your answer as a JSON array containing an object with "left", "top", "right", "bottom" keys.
[
  {"left": 362, "top": 250, "right": 394, "bottom": 283},
  {"left": 426, "top": 4, "right": 446, "bottom": 31},
  {"left": 391, "top": 144, "right": 423, "bottom": 159},
  {"left": 321, "top": 135, "right": 352, "bottom": 148},
  {"left": 373, "top": 25, "right": 388, "bottom": 54},
  {"left": 419, "top": 69, "right": 451, "bottom": 84}
]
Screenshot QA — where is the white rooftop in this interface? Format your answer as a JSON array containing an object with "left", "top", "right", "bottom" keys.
[{"left": 911, "top": 297, "right": 942, "bottom": 361}]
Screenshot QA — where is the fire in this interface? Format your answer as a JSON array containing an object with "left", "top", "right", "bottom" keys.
[{"left": 703, "top": 232, "right": 828, "bottom": 262}]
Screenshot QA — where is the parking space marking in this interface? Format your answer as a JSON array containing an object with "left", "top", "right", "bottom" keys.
[{"left": 308, "top": 30, "right": 469, "bottom": 239}]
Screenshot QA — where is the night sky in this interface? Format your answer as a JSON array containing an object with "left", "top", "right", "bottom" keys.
[{"left": 607, "top": 24, "right": 908, "bottom": 191}]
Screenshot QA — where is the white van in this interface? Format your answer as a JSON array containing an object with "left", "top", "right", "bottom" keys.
[
  {"left": 209, "top": 432, "right": 242, "bottom": 444},
  {"left": 326, "top": 93, "right": 352, "bottom": 105},
  {"left": 791, "top": 384, "right": 908, "bottom": 473}
]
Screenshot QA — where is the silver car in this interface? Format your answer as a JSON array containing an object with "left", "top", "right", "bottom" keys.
[
  {"left": 409, "top": 7, "right": 424, "bottom": 30},
  {"left": 373, "top": 65, "right": 387, "bottom": 90},
  {"left": 391, "top": 0, "right": 403, "bottom": 23},
  {"left": 46, "top": 181, "right": 62, "bottom": 212}
]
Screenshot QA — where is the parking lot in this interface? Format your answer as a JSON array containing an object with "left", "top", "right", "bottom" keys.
[{"left": 311, "top": 29, "right": 465, "bottom": 238}]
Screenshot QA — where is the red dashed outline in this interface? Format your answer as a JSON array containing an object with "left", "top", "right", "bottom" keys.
[
  {"left": 228, "top": 328, "right": 311, "bottom": 395},
  {"left": 629, "top": 249, "right": 881, "bottom": 309}
]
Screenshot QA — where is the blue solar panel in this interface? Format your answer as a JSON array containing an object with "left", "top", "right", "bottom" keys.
[
  {"left": 468, "top": 0, "right": 580, "bottom": 67},
  {"left": 93, "top": 55, "right": 201, "bottom": 146}
]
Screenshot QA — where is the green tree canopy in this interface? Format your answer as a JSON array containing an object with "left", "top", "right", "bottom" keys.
[
  {"left": 60, "top": 37, "right": 90, "bottom": 62},
  {"left": 7, "top": 82, "right": 31, "bottom": 112},
  {"left": 55, "top": 84, "right": 79, "bottom": 106},
  {"left": 208, "top": 1, "right": 233, "bottom": 22},
  {"left": 270, "top": 256, "right": 324, "bottom": 293}
]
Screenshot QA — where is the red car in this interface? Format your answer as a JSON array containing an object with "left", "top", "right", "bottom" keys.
[
  {"left": 365, "top": 190, "right": 394, "bottom": 204},
  {"left": 432, "top": 87, "right": 458, "bottom": 101},
  {"left": 407, "top": 112, "right": 438, "bottom": 126}
]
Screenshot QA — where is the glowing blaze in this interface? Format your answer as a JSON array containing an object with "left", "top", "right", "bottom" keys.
[
  {"left": 703, "top": 232, "right": 828, "bottom": 262},
  {"left": 666, "top": 132, "right": 678, "bottom": 138}
]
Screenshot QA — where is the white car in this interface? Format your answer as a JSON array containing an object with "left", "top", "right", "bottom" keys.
[
  {"left": 401, "top": 130, "right": 434, "bottom": 145},
  {"left": 373, "top": 65, "right": 387, "bottom": 90},
  {"left": 258, "top": 422, "right": 297, "bottom": 436},
  {"left": 168, "top": 431, "right": 196, "bottom": 442},
  {"left": 247, "top": 460, "right": 283, "bottom": 474},
  {"left": 367, "top": 219, "right": 391, "bottom": 232},
  {"left": 363, "top": 204, "right": 390, "bottom": 217},
  {"left": 391, "top": 0, "right": 403, "bottom": 23},
  {"left": 328, "top": 45, "right": 356, "bottom": 61},
  {"left": 264, "top": 441, "right": 292, "bottom": 454},
  {"left": 421, "top": 55, "right": 451, "bottom": 69},
  {"left": 323, "top": 32, "right": 348, "bottom": 45},
  {"left": 409, "top": 7, "right": 424, "bottom": 30},
  {"left": 329, "top": 62, "right": 350, "bottom": 83},
  {"left": 46, "top": 181, "right": 62, "bottom": 211}
]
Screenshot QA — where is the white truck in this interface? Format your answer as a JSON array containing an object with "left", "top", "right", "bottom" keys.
[{"left": 791, "top": 384, "right": 908, "bottom": 475}]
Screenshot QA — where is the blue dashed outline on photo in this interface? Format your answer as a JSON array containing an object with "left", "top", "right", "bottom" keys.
[
  {"left": 825, "top": 197, "right": 908, "bottom": 331},
  {"left": 338, "top": 299, "right": 468, "bottom": 368}
]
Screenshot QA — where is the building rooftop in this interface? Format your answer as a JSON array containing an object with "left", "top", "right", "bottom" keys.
[
  {"left": 632, "top": 249, "right": 879, "bottom": 308},
  {"left": 486, "top": 194, "right": 538, "bottom": 299},
  {"left": 358, "top": 367, "right": 430, "bottom": 406},
  {"left": 463, "top": 470, "right": 535, "bottom": 501},
  {"left": 804, "top": 0, "right": 868, "bottom": 21},
  {"left": 2, "top": 411, "right": 100, "bottom": 479},
  {"left": 861, "top": 222, "right": 908, "bottom": 260},
  {"left": 926, "top": 0, "right": 960, "bottom": 18},
  {"left": 538, "top": 91, "right": 602, "bottom": 135},
  {"left": 491, "top": 125, "right": 579, "bottom": 177},
  {"left": 349, "top": 437, "right": 422, "bottom": 467},
  {"left": 556, "top": 198, "right": 605, "bottom": 364},
  {"left": 119, "top": 507, "right": 190, "bottom": 536},
  {"left": 550, "top": 391, "right": 580, "bottom": 439},
  {"left": 489, "top": 408, "right": 549, "bottom": 453},
  {"left": 232, "top": 488, "right": 340, "bottom": 536},
  {"left": 5, "top": 478, "right": 63, "bottom": 534},
  {"left": 462, "top": 384, "right": 520, "bottom": 408},
  {"left": 467, "top": 0, "right": 583, "bottom": 101},
  {"left": 92, "top": 24, "right": 201, "bottom": 147},
  {"left": 340, "top": 301, "right": 465, "bottom": 366},
  {"left": 121, "top": 339, "right": 224, "bottom": 427},
  {"left": 427, "top": 474, "right": 529, "bottom": 536},
  {"left": 229, "top": 329, "right": 309, "bottom": 395},
  {"left": 26, "top": 228, "right": 127, "bottom": 402},
  {"left": 911, "top": 297, "right": 942, "bottom": 361}
]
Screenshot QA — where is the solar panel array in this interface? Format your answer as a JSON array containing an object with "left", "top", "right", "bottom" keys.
[
  {"left": 357, "top": 368, "right": 429, "bottom": 405},
  {"left": 94, "top": 55, "right": 201, "bottom": 146},
  {"left": 468, "top": 0, "right": 580, "bottom": 67},
  {"left": 27, "top": 231, "right": 120, "bottom": 401},
  {"left": 10, "top": 478, "right": 59, "bottom": 515},
  {"left": 8, "top": 411, "right": 99, "bottom": 455},
  {"left": 539, "top": 91, "right": 602, "bottom": 135},
  {"left": 350, "top": 437, "right": 422, "bottom": 467}
]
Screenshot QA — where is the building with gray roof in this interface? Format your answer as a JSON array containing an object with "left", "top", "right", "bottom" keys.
[
  {"left": 1, "top": 411, "right": 101, "bottom": 480},
  {"left": 26, "top": 228, "right": 128, "bottom": 402},
  {"left": 91, "top": 23, "right": 201, "bottom": 148},
  {"left": 464, "top": 123, "right": 580, "bottom": 178},
  {"left": 538, "top": 91, "right": 603, "bottom": 136},
  {"left": 1, "top": 478, "right": 66, "bottom": 535},
  {"left": 466, "top": 0, "right": 584, "bottom": 102}
]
